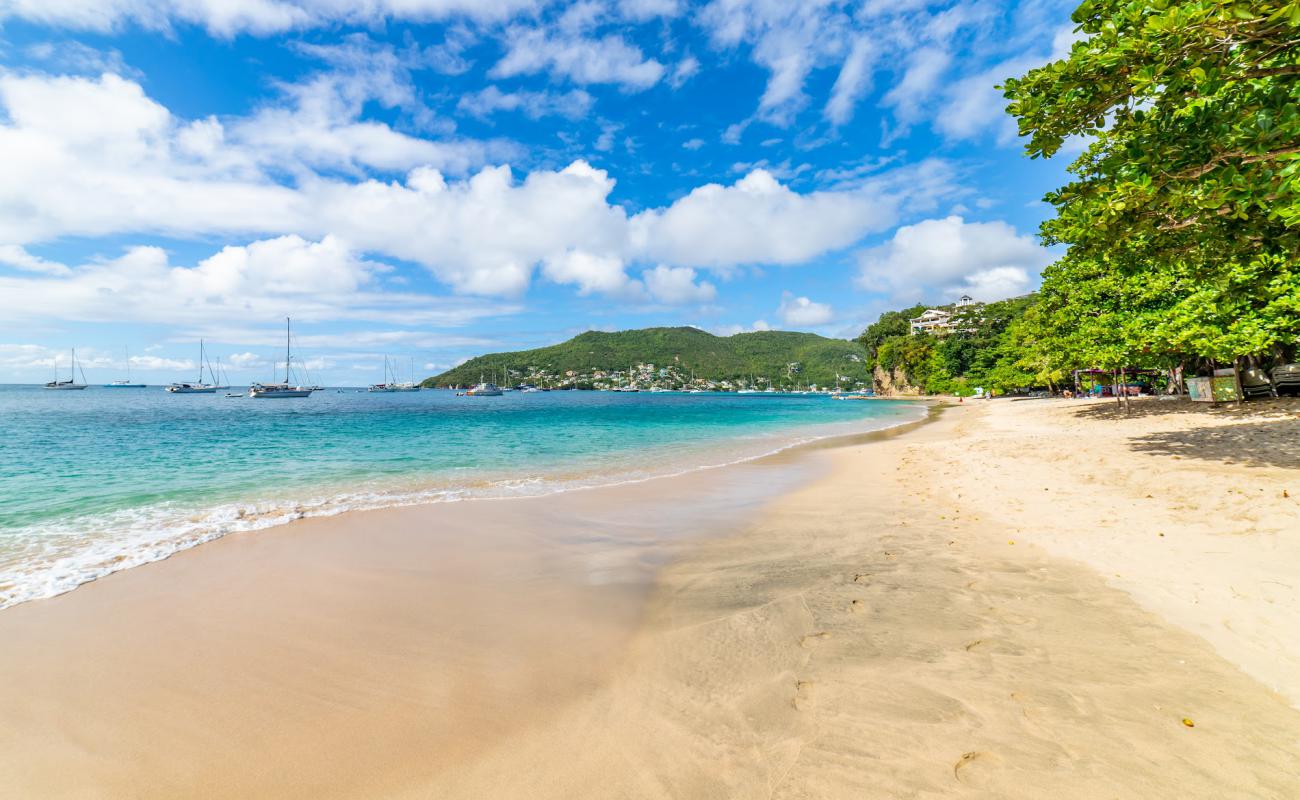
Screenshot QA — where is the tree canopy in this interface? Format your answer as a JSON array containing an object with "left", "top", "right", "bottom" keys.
[{"left": 1003, "top": 0, "right": 1300, "bottom": 370}]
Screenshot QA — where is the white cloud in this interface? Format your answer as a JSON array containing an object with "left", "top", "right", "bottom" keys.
[
  {"left": 129, "top": 354, "right": 194, "bottom": 371},
  {"left": 824, "top": 37, "right": 873, "bottom": 126},
  {"left": 855, "top": 216, "right": 1052, "bottom": 303},
  {"left": 778, "top": 293, "right": 833, "bottom": 326},
  {"left": 698, "top": 0, "right": 837, "bottom": 125},
  {"left": 682, "top": 137, "right": 705, "bottom": 150},
  {"left": 0, "top": 235, "right": 518, "bottom": 327},
  {"left": 631, "top": 169, "right": 896, "bottom": 270},
  {"left": 0, "top": 0, "right": 540, "bottom": 37},
  {"left": 0, "top": 67, "right": 939, "bottom": 306},
  {"left": 0, "top": 343, "right": 192, "bottom": 373},
  {"left": 641, "top": 265, "right": 716, "bottom": 304},
  {"left": 712, "top": 319, "right": 770, "bottom": 336},
  {"left": 228, "top": 352, "right": 266, "bottom": 367},
  {"left": 457, "top": 86, "right": 593, "bottom": 120},
  {"left": 668, "top": 56, "right": 700, "bottom": 88},
  {"left": 491, "top": 28, "right": 665, "bottom": 90},
  {"left": 882, "top": 46, "right": 952, "bottom": 128},
  {"left": 236, "top": 36, "right": 515, "bottom": 175},
  {"left": 619, "top": 0, "right": 680, "bottom": 20},
  {"left": 0, "top": 343, "right": 66, "bottom": 371},
  {"left": 541, "top": 250, "right": 638, "bottom": 298},
  {"left": 934, "top": 27, "right": 1079, "bottom": 143},
  {"left": 0, "top": 244, "right": 71, "bottom": 275}
]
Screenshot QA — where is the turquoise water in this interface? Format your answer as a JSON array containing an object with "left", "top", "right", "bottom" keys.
[{"left": 0, "top": 386, "right": 924, "bottom": 607}]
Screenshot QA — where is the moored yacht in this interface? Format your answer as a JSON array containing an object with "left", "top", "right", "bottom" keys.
[
  {"left": 105, "top": 347, "right": 145, "bottom": 388},
  {"left": 167, "top": 340, "right": 217, "bottom": 393},
  {"left": 465, "top": 375, "right": 503, "bottom": 396},
  {"left": 249, "top": 317, "right": 315, "bottom": 399},
  {"left": 44, "top": 348, "right": 88, "bottom": 390}
]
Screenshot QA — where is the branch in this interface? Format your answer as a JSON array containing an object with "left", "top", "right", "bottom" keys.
[
  {"left": 1174, "top": 145, "right": 1300, "bottom": 179},
  {"left": 1239, "top": 64, "right": 1300, "bottom": 79}
]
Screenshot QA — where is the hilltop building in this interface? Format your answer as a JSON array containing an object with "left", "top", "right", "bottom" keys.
[{"left": 909, "top": 295, "right": 975, "bottom": 336}]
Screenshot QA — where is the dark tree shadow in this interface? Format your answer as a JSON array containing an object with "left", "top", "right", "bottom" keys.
[
  {"left": 1073, "top": 396, "right": 1300, "bottom": 422},
  {"left": 1128, "top": 421, "right": 1300, "bottom": 469},
  {"left": 1066, "top": 397, "right": 1300, "bottom": 469}
]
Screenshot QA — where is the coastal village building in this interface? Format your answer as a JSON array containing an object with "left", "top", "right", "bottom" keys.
[{"left": 909, "top": 295, "right": 975, "bottom": 336}]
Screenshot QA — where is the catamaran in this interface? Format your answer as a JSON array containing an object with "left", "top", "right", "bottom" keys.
[
  {"left": 249, "top": 317, "right": 314, "bottom": 398},
  {"left": 44, "top": 348, "right": 88, "bottom": 390},
  {"left": 104, "top": 346, "right": 145, "bottom": 388},
  {"left": 166, "top": 340, "right": 217, "bottom": 393}
]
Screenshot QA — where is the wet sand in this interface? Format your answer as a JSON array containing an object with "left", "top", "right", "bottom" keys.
[
  {"left": 2, "top": 400, "right": 1298, "bottom": 797},
  {"left": 0, "top": 447, "right": 822, "bottom": 798}
]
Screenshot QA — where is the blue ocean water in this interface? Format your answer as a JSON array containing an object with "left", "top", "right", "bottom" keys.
[{"left": 0, "top": 386, "right": 924, "bottom": 607}]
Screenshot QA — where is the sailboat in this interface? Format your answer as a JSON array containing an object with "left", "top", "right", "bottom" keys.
[
  {"left": 166, "top": 340, "right": 217, "bottom": 393},
  {"left": 392, "top": 357, "right": 420, "bottom": 391},
  {"left": 211, "top": 357, "right": 230, "bottom": 391},
  {"left": 368, "top": 356, "right": 397, "bottom": 392},
  {"left": 249, "top": 318, "right": 314, "bottom": 398},
  {"left": 612, "top": 366, "right": 639, "bottom": 392},
  {"left": 369, "top": 356, "right": 419, "bottom": 392},
  {"left": 104, "top": 346, "right": 145, "bottom": 388},
  {"left": 44, "top": 348, "right": 88, "bottom": 390}
]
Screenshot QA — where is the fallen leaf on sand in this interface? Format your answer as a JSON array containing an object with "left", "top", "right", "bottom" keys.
[{"left": 1182, "top": 718, "right": 1195, "bottom": 728}]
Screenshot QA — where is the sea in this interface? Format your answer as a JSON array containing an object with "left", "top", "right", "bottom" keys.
[{"left": 0, "top": 385, "right": 925, "bottom": 608}]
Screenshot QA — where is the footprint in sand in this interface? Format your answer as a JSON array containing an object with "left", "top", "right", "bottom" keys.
[
  {"left": 793, "top": 680, "right": 817, "bottom": 711},
  {"left": 850, "top": 599, "right": 868, "bottom": 614},
  {"left": 853, "top": 573, "right": 871, "bottom": 583},
  {"left": 800, "top": 632, "right": 831, "bottom": 648},
  {"left": 953, "top": 751, "right": 1003, "bottom": 786}
]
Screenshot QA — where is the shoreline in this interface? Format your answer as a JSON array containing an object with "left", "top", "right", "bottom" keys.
[
  {"left": 0, "top": 399, "right": 929, "bottom": 610},
  {"left": 2, "top": 397, "right": 1298, "bottom": 797}
]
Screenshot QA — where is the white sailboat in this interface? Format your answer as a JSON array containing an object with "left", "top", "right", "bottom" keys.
[
  {"left": 44, "top": 348, "right": 88, "bottom": 390},
  {"left": 211, "top": 357, "right": 230, "bottom": 391},
  {"left": 166, "top": 340, "right": 217, "bottom": 393},
  {"left": 368, "top": 356, "right": 398, "bottom": 392},
  {"left": 104, "top": 346, "right": 145, "bottom": 387},
  {"left": 370, "top": 356, "right": 419, "bottom": 392},
  {"left": 392, "top": 357, "right": 420, "bottom": 391},
  {"left": 249, "top": 318, "right": 314, "bottom": 398}
]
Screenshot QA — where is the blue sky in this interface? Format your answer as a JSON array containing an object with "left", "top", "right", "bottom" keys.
[{"left": 0, "top": 0, "right": 1077, "bottom": 385}]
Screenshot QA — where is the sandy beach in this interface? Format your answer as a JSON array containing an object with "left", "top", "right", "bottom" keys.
[{"left": 2, "top": 398, "right": 1298, "bottom": 797}]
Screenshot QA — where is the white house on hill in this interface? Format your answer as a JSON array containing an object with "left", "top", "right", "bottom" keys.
[{"left": 909, "top": 295, "right": 975, "bottom": 336}]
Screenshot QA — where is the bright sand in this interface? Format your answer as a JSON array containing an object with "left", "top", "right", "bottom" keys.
[{"left": 1, "top": 398, "right": 1298, "bottom": 797}]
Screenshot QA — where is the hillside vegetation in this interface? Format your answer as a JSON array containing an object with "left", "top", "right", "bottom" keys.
[
  {"left": 856, "top": 296, "right": 1041, "bottom": 396},
  {"left": 425, "top": 327, "right": 871, "bottom": 389}
]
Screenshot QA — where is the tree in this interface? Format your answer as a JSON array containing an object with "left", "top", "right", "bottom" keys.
[
  {"left": 855, "top": 304, "right": 927, "bottom": 361},
  {"left": 1003, "top": 0, "right": 1300, "bottom": 370}
]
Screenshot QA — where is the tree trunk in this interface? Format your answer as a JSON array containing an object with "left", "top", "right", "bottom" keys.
[{"left": 1232, "top": 358, "right": 1245, "bottom": 406}]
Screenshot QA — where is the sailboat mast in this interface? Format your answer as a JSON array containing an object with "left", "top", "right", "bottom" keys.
[{"left": 285, "top": 317, "right": 291, "bottom": 385}]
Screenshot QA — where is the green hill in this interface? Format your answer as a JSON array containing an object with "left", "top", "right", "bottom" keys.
[{"left": 425, "top": 326, "right": 871, "bottom": 390}]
